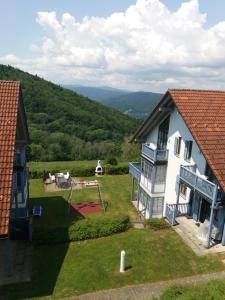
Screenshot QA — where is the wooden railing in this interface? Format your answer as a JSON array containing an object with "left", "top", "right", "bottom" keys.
[
  {"left": 142, "top": 144, "right": 168, "bottom": 162},
  {"left": 180, "top": 166, "right": 218, "bottom": 201},
  {"left": 129, "top": 162, "right": 141, "bottom": 181}
]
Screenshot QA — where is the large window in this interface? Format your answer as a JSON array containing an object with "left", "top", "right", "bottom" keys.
[
  {"left": 157, "top": 116, "right": 170, "bottom": 150},
  {"left": 184, "top": 140, "right": 193, "bottom": 161},
  {"left": 174, "top": 136, "right": 182, "bottom": 156},
  {"left": 141, "top": 158, "right": 153, "bottom": 180}
]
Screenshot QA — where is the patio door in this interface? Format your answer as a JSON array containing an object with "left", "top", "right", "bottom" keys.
[{"left": 199, "top": 198, "right": 211, "bottom": 223}]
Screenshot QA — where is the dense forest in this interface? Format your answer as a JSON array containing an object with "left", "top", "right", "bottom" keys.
[
  {"left": 0, "top": 65, "right": 139, "bottom": 161},
  {"left": 67, "top": 85, "right": 162, "bottom": 119}
]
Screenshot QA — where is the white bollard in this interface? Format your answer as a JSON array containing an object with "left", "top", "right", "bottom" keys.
[{"left": 120, "top": 250, "right": 126, "bottom": 273}]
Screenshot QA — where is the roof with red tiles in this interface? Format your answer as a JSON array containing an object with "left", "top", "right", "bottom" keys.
[
  {"left": 132, "top": 88, "right": 225, "bottom": 193},
  {"left": 0, "top": 81, "right": 20, "bottom": 236},
  {"left": 169, "top": 89, "right": 225, "bottom": 193}
]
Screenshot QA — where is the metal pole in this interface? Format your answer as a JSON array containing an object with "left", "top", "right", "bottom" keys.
[
  {"left": 131, "top": 177, "right": 135, "bottom": 202},
  {"left": 206, "top": 188, "right": 218, "bottom": 248},
  {"left": 174, "top": 180, "right": 180, "bottom": 225},
  {"left": 120, "top": 250, "right": 126, "bottom": 273}
]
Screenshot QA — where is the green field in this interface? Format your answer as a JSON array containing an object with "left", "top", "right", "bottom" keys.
[
  {"left": 28, "top": 160, "right": 97, "bottom": 173},
  {"left": 1, "top": 175, "right": 224, "bottom": 299}
]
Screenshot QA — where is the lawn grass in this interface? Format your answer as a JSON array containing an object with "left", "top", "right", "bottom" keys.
[
  {"left": 2, "top": 229, "right": 224, "bottom": 299},
  {"left": 28, "top": 160, "right": 97, "bottom": 172},
  {"left": 159, "top": 279, "right": 225, "bottom": 299},
  {"left": 1, "top": 174, "right": 224, "bottom": 299},
  {"left": 30, "top": 174, "right": 138, "bottom": 230}
]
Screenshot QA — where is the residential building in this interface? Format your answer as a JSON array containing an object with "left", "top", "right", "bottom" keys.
[
  {"left": 0, "top": 81, "right": 30, "bottom": 277},
  {"left": 129, "top": 89, "right": 225, "bottom": 249}
]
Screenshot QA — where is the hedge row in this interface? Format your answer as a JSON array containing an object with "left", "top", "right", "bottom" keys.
[
  {"left": 29, "top": 163, "right": 129, "bottom": 179},
  {"left": 33, "top": 215, "right": 130, "bottom": 244}
]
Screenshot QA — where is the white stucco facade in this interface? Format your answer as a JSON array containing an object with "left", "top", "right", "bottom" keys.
[
  {"left": 163, "top": 108, "right": 206, "bottom": 214},
  {"left": 142, "top": 107, "right": 207, "bottom": 216}
]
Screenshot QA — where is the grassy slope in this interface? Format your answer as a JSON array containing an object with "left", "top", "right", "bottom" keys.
[{"left": 1, "top": 175, "right": 224, "bottom": 299}]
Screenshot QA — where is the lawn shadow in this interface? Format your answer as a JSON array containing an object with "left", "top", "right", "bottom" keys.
[
  {"left": 125, "top": 265, "right": 132, "bottom": 271},
  {"left": 0, "top": 195, "right": 83, "bottom": 300}
]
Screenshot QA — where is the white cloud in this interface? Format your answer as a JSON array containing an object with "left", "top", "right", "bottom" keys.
[{"left": 1, "top": 0, "right": 225, "bottom": 92}]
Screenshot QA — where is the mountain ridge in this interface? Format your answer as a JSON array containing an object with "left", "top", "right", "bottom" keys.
[
  {"left": 65, "top": 85, "right": 163, "bottom": 119},
  {"left": 0, "top": 65, "right": 138, "bottom": 161}
]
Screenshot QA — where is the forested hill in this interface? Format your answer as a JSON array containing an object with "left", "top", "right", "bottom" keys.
[
  {"left": 103, "top": 92, "right": 162, "bottom": 119},
  {"left": 66, "top": 85, "right": 163, "bottom": 119},
  {"left": 0, "top": 65, "right": 139, "bottom": 161}
]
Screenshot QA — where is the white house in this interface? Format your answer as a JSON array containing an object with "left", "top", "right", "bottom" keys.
[{"left": 129, "top": 89, "right": 225, "bottom": 249}]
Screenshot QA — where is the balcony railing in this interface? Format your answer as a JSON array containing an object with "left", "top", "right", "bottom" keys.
[
  {"left": 129, "top": 162, "right": 141, "bottom": 181},
  {"left": 165, "top": 203, "right": 190, "bottom": 225},
  {"left": 180, "top": 165, "right": 218, "bottom": 201},
  {"left": 14, "top": 149, "right": 26, "bottom": 167},
  {"left": 142, "top": 144, "right": 168, "bottom": 162}
]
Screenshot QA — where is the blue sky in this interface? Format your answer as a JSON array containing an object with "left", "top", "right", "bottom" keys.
[
  {"left": 1, "top": 0, "right": 225, "bottom": 58},
  {"left": 1, "top": 0, "right": 225, "bottom": 91}
]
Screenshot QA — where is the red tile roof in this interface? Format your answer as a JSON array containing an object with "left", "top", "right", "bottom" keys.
[
  {"left": 169, "top": 89, "right": 225, "bottom": 192},
  {"left": 0, "top": 81, "right": 20, "bottom": 236}
]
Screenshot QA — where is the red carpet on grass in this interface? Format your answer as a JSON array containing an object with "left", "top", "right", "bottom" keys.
[{"left": 70, "top": 202, "right": 102, "bottom": 215}]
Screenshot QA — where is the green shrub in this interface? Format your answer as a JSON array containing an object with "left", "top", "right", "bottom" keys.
[
  {"left": 106, "top": 156, "right": 118, "bottom": 165},
  {"left": 104, "top": 164, "right": 129, "bottom": 175},
  {"left": 33, "top": 215, "right": 130, "bottom": 244},
  {"left": 146, "top": 218, "right": 170, "bottom": 231}
]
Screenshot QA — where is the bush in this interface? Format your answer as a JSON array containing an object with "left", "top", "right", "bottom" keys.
[
  {"left": 106, "top": 156, "right": 118, "bottom": 165},
  {"left": 146, "top": 218, "right": 170, "bottom": 231},
  {"left": 33, "top": 215, "right": 130, "bottom": 244},
  {"left": 104, "top": 164, "right": 129, "bottom": 175}
]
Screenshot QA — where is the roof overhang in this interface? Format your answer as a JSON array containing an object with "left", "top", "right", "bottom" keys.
[{"left": 131, "top": 90, "right": 173, "bottom": 143}]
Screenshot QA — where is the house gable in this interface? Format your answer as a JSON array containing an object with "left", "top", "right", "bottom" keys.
[{"left": 132, "top": 89, "right": 225, "bottom": 193}]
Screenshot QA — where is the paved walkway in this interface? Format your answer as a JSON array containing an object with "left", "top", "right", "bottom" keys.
[
  {"left": 174, "top": 217, "right": 225, "bottom": 256},
  {"left": 66, "top": 271, "right": 225, "bottom": 300}
]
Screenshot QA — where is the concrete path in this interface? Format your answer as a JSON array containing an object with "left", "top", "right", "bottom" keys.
[{"left": 66, "top": 271, "right": 225, "bottom": 300}]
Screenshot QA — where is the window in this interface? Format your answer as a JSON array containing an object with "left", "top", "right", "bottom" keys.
[
  {"left": 157, "top": 116, "right": 170, "bottom": 150},
  {"left": 180, "top": 183, "right": 187, "bottom": 198},
  {"left": 184, "top": 140, "right": 193, "bottom": 161},
  {"left": 141, "top": 158, "right": 153, "bottom": 180},
  {"left": 174, "top": 137, "right": 182, "bottom": 156}
]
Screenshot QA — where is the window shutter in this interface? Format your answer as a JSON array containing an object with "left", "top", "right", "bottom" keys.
[
  {"left": 174, "top": 137, "right": 178, "bottom": 154},
  {"left": 184, "top": 141, "right": 188, "bottom": 160}
]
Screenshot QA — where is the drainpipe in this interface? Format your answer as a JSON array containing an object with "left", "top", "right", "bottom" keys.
[{"left": 206, "top": 187, "right": 218, "bottom": 249}]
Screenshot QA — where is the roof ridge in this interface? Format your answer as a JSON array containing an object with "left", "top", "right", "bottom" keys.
[
  {"left": 0, "top": 80, "right": 20, "bottom": 83},
  {"left": 168, "top": 88, "right": 225, "bottom": 93}
]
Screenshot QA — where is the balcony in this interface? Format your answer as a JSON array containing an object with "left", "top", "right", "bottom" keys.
[
  {"left": 142, "top": 143, "right": 168, "bottom": 163},
  {"left": 14, "top": 149, "right": 26, "bottom": 167},
  {"left": 129, "top": 162, "right": 141, "bottom": 181},
  {"left": 180, "top": 165, "right": 218, "bottom": 201}
]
